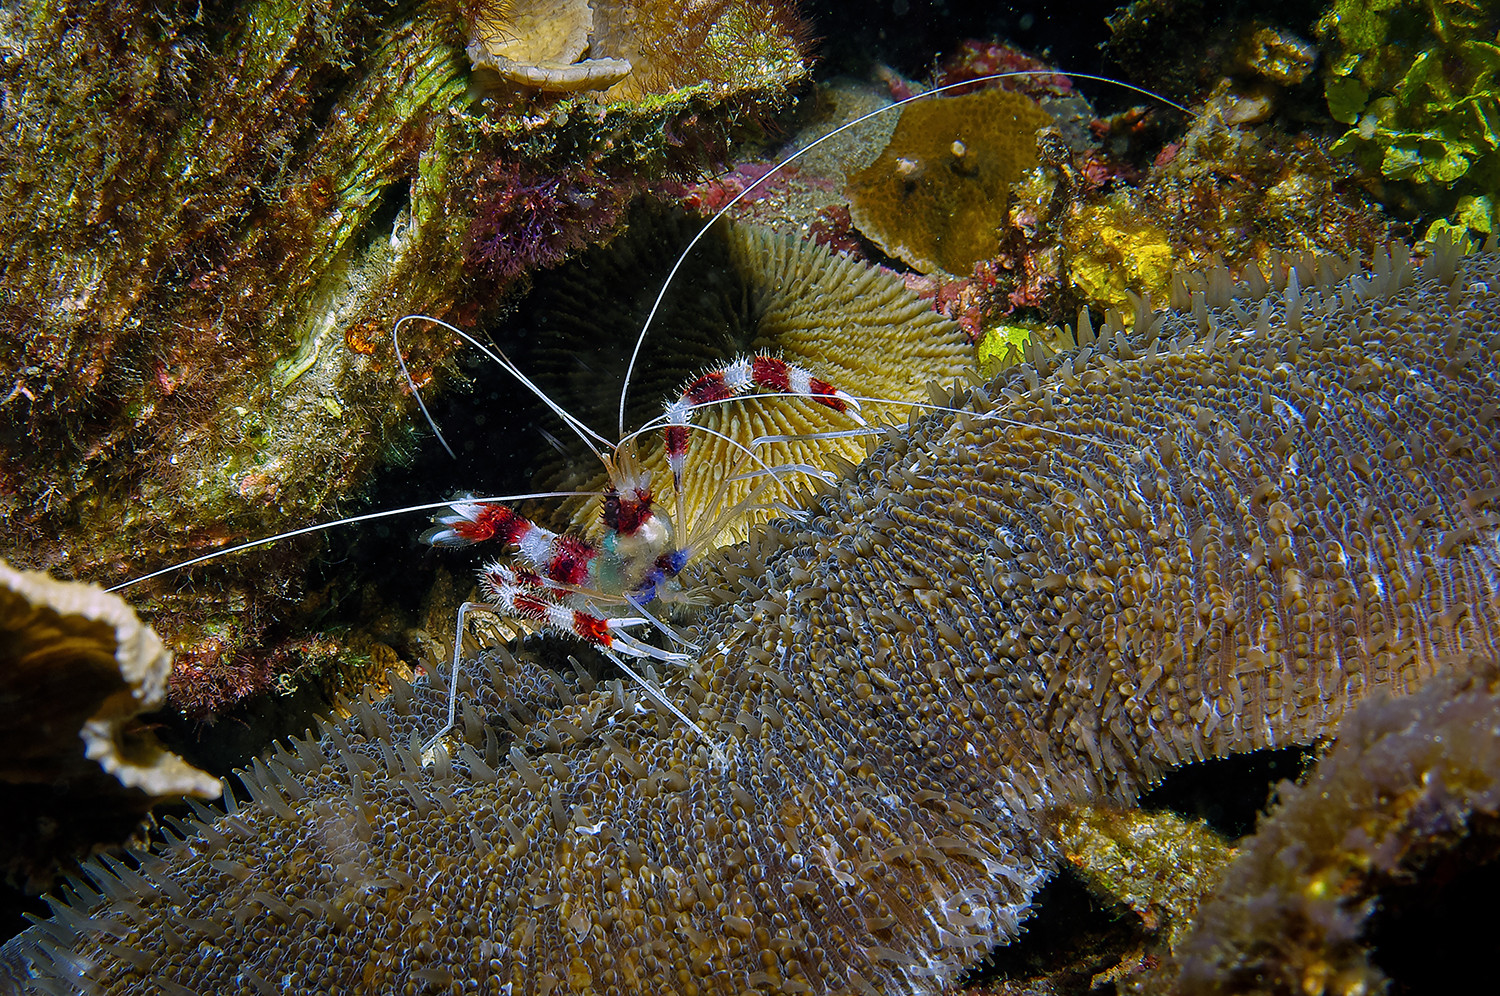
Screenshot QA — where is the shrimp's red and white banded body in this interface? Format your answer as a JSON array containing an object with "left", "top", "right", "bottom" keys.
[
  {"left": 421, "top": 449, "right": 686, "bottom": 665},
  {"left": 418, "top": 354, "right": 863, "bottom": 757}
]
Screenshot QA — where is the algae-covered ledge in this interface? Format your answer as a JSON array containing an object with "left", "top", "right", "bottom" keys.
[{"left": 0, "top": 0, "right": 812, "bottom": 713}]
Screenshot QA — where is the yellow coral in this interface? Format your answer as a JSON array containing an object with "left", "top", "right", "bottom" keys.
[
  {"left": 1065, "top": 194, "right": 1177, "bottom": 317},
  {"left": 540, "top": 221, "right": 974, "bottom": 547},
  {"left": 847, "top": 88, "right": 1053, "bottom": 275}
]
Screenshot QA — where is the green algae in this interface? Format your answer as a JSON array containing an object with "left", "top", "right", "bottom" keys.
[{"left": 1318, "top": 0, "right": 1500, "bottom": 234}]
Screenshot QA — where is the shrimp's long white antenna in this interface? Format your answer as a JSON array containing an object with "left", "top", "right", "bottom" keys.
[
  {"left": 107, "top": 492, "right": 597, "bottom": 592},
  {"left": 394, "top": 319, "right": 457, "bottom": 460},
  {"left": 395, "top": 315, "right": 617, "bottom": 463},
  {"left": 616, "top": 70, "right": 1191, "bottom": 437}
]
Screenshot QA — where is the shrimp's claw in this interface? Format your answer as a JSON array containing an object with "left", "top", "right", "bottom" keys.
[
  {"left": 662, "top": 354, "right": 865, "bottom": 490},
  {"left": 421, "top": 497, "right": 516, "bottom": 547}
]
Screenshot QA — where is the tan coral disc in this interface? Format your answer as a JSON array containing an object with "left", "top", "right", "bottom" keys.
[
  {"left": 0, "top": 559, "right": 218, "bottom": 890},
  {"left": 847, "top": 87, "right": 1053, "bottom": 275},
  {"left": 0, "top": 560, "right": 218, "bottom": 800},
  {"left": 467, "top": 0, "right": 635, "bottom": 91}
]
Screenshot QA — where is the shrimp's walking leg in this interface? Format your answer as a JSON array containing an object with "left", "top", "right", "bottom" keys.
[{"left": 424, "top": 599, "right": 497, "bottom": 756}]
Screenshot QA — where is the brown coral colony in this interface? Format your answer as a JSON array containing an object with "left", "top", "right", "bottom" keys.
[{"left": 847, "top": 88, "right": 1052, "bottom": 275}]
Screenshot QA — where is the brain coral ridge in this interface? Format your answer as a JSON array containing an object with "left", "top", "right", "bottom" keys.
[{"left": 6, "top": 242, "right": 1500, "bottom": 994}]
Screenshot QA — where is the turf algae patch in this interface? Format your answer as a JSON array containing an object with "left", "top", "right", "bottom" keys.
[{"left": 5, "top": 243, "right": 1500, "bottom": 994}]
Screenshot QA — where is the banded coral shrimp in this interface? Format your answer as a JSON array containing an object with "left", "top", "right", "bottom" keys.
[{"left": 107, "top": 67, "right": 1198, "bottom": 764}]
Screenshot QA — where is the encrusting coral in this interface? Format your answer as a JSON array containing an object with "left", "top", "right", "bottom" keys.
[
  {"left": 847, "top": 88, "right": 1054, "bottom": 275},
  {"left": 0, "top": 560, "right": 217, "bottom": 893},
  {"left": 1156, "top": 664, "right": 1500, "bottom": 996},
  {"left": 514, "top": 212, "right": 973, "bottom": 546},
  {"left": 5, "top": 237, "right": 1498, "bottom": 994}
]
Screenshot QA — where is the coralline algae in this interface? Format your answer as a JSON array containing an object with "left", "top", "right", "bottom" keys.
[{"left": 6, "top": 243, "right": 1499, "bottom": 994}]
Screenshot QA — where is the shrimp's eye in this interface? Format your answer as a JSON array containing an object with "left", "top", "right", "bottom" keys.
[{"left": 603, "top": 485, "right": 655, "bottom": 535}]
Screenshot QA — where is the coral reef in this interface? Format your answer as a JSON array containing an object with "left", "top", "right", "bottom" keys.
[
  {"left": 0, "top": 0, "right": 812, "bottom": 715},
  {"left": 798, "top": 38, "right": 1388, "bottom": 343},
  {"left": 512, "top": 211, "right": 973, "bottom": 546},
  {"left": 1317, "top": 0, "right": 1500, "bottom": 234},
  {"left": 931, "top": 39, "right": 1079, "bottom": 100},
  {"left": 6, "top": 241, "right": 1499, "bottom": 993},
  {"left": 1062, "top": 195, "right": 1178, "bottom": 318},
  {"left": 1101, "top": 0, "right": 1319, "bottom": 106},
  {"left": 467, "top": 0, "right": 809, "bottom": 102},
  {"left": 847, "top": 88, "right": 1054, "bottom": 275},
  {"left": 0, "top": 560, "right": 217, "bottom": 893},
  {"left": 0, "top": 0, "right": 482, "bottom": 712},
  {"left": 1156, "top": 665, "right": 1500, "bottom": 996}
]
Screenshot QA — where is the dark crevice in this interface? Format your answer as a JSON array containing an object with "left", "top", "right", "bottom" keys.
[{"left": 1138, "top": 745, "right": 1318, "bottom": 839}]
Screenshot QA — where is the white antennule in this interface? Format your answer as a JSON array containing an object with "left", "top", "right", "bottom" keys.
[
  {"left": 614, "top": 70, "right": 1191, "bottom": 438},
  {"left": 394, "top": 314, "right": 618, "bottom": 467},
  {"left": 104, "top": 492, "right": 599, "bottom": 592}
]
